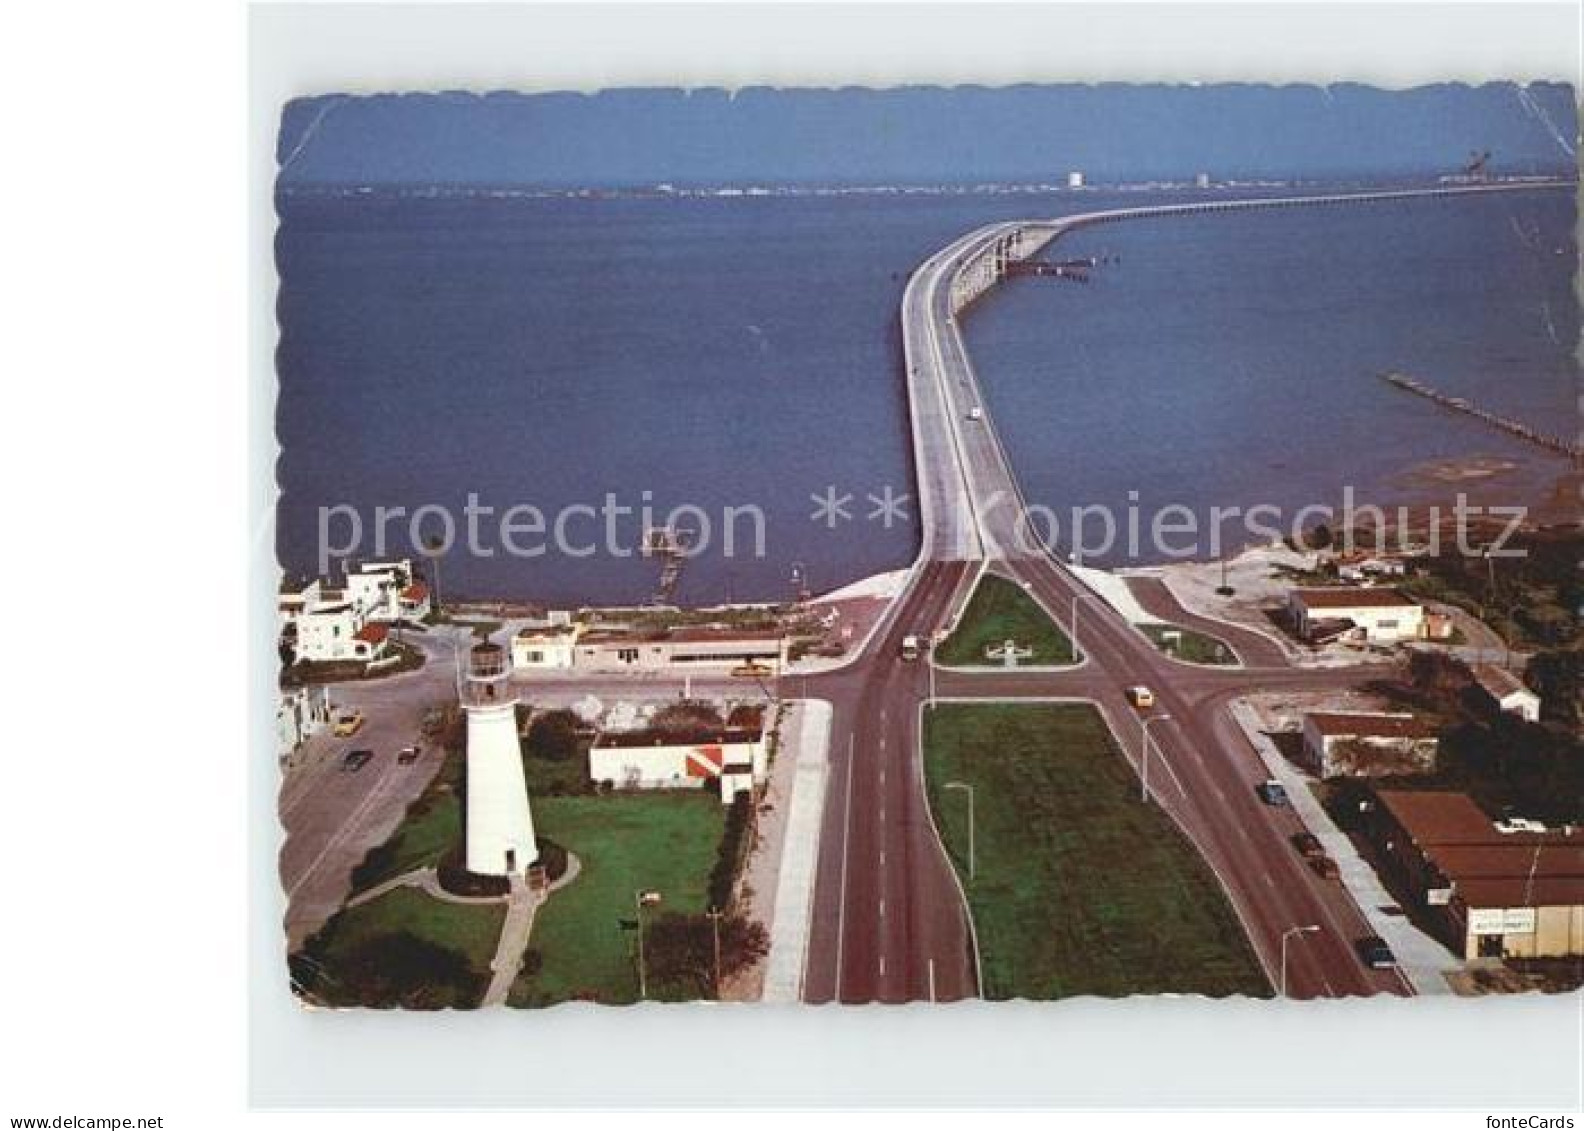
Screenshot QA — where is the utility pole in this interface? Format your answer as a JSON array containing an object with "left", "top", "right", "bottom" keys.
[
  {"left": 1280, "top": 924, "right": 1320, "bottom": 999},
  {"left": 634, "top": 889, "right": 661, "bottom": 1000},
  {"left": 707, "top": 907, "right": 724, "bottom": 999}
]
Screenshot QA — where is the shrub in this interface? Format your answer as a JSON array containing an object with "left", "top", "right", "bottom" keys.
[{"left": 525, "top": 710, "right": 580, "bottom": 762}]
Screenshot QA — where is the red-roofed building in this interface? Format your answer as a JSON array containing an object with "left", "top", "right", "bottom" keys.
[
  {"left": 1365, "top": 790, "right": 1584, "bottom": 960},
  {"left": 1300, "top": 711, "right": 1438, "bottom": 778},
  {"left": 588, "top": 703, "right": 770, "bottom": 803},
  {"left": 398, "top": 581, "right": 431, "bottom": 621}
]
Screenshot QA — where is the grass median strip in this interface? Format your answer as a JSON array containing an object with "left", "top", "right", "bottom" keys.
[
  {"left": 935, "top": 573, "right": 1075, "bottom": 666},
  {"left": 1140, "top": 623, "right": 1238, "bottom": 665},
  {"left": 923, "top": 703, "right": 1269, "bottom": 999}
]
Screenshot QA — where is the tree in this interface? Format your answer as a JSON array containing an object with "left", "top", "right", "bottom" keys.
[
  {"left": 525, "top": 709, "right": 580, "bottom": 762},
  {"left": 1528, "top": 649, "right": 1583, "bottom": 726},
  {"left": 650, "top": 701, "right": 724, "bottom": 737},
  {"left": 642, "top": 912, "right": 769, "bottom": 998},
  {"left": 292, "top": 930, "right": 483, "bottom": 1009}
]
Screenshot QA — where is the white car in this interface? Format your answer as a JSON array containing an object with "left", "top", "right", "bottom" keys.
[{"left": 967, "top": 406, "right": 983, "bottom": 421}]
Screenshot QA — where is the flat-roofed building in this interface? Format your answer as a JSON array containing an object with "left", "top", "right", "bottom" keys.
[
  {"left": 572, "top": 626, "right": 787, "bottom": 674},
  {"left": 1301, "top": 711, "right": 1438, "bottom": 778},
  {"left": 1366, "top": 790, "right": 1584, "bottom": 960},
  {"left": 512, "top": 622, "right": 582, "bottom": 670},
  {"left": 1287, "top": 586, "right": 1425, "bottom": 643},
  {"left": 588, "top": 703, "right": 769, "bottom": 802}
]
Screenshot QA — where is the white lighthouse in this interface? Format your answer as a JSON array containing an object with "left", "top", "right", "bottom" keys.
[{"left": 461, "top": 639, "right": 538, "bottom": 876}]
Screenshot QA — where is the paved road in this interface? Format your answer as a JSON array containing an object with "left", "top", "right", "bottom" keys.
[
  {"left": 278, "top": 626, "right": 472, "bottom": 949},
  {"left": 796, "top": 182, "right": 1570, "bottom": 1003}
]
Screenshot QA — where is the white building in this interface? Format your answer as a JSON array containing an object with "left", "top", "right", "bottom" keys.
[
  {"left": 588, "top": 704, "right": 769, "bottom": 803},
  {"left": 1472, "top": 665, "right": 1542, "bottom": 723},
  {"left": 512, "top": 623, "right": 582, "bottom": 670},
  {"left": 344, "top": 558, "right": 418, "bottom": 623},
  {"left": 572, "top": 627, "right": 788, "bottom": 674},
  {"left": 277, "top": 684, "right": 332, "bottom": 762},
  {"left": 1301, "top": 711, "right": 1438, "bottom": 778},
  {"left": 397, "top": 581, "right": 431, "bottom": 622},
  {"left": 293, "top": 601, "right": 390, "bottom": 664},
  {"left": 462, "top": 642, "right": 538, "bottom": 876},
  {"left": 1287, "top": 587, "right": 1426, "bottom": 644}
]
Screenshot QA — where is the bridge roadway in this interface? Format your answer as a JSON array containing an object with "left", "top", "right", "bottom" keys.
[{"left": 794, "top": 180, "right": 1573, "bottom": 1005}]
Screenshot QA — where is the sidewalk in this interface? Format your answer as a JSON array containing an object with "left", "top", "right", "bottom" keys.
[
  {"left": 1230, "top": 701, "right": 1458, "bottom": 995},
  {"left": 760, "top": 699, "right": 833, "bottom": 1004}
]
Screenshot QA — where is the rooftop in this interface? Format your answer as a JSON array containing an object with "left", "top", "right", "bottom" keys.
[
  {"left": 517, "top": 623, "right": 579, "bottom": 640},
  {"left": 1291, "top": 587, "right": 1418, "bottom": 610},
  {"left": 1377, "top": 790, "right": 1563, "bottom": 847},
  {"left": 354, "top": 623, "right": 389, "bottom": 645},
  {"left": 594, "top": 726, "right": 764, "bottom": 750},
  {"left": 1473, "top": 664, "right": 1536, "bottom": 701},
  {"left": 1307, "top": 712, "right": 1435, "bottom": 740},
  {"left": 1376, "top": 790, "right": 1584, "bottom": 909}
]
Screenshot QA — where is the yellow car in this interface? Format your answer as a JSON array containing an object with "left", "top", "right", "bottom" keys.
[{"left": 332, "top": 712, "right": 365, "bottom": 737}]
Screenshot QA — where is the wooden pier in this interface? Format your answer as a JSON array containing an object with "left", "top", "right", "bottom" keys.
[
  {"left": 1380, "top": 372, "right": 1582, "bottom": 465},
  {"left": 642, "top": 526, "right": 691, "bottom": 606}
]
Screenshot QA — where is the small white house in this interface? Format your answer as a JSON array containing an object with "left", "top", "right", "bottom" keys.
[
  {"left": 512, "top": 623, "right": 581, "bottom": 670},
  {"left": 588, "top": 705, "right": 768, "bottom": 803},
  {"left": 1288, "top": 587, "right": 1426, "bottom": 644},
  {"left": 344, "top": 558, "right": 415, "bottom": 622},
  {"left": 277, "top": 684, "right": 332, "bottom": 761},
  {"left": 1472, "top": 665, "right": 1542, "bottom": 723},
  {"left": 398, "top": 581, "right": 431, "bottom": 622},
  {"left": 294, "top": 603, "right": 389, "bottom": 664}
]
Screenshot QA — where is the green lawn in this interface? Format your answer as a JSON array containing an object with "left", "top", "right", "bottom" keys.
[
  {"left": 349, "top": 737, "right": 592, "bottom": 895},
  {"left": 508, "top": 792, "right": 727, "bottom": 1007},
  {"left": 936, "top": 573, "right": 1075, "bottom": 666},
  {"left": 1140, "top": 623, "right": 1238, "bottom": 666},
  {"left": 297, "top": 887, "right": 506, "bottom": 1009},
  {"left": 923, "top": 703, "right": 1269, "bottom": 999}
]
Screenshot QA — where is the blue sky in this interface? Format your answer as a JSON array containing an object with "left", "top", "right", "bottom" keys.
[{"left": 277, "top": 82, "right": 1578, "bottom": 187}]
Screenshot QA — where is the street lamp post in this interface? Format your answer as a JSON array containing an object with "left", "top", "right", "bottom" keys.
[
  {"left": 1140, "top": 713, "right": 1172, "bottom": 803},
  {"left": 1280, "top": 924, "right": 1321, "bottom": 999},
  {"left": 945, "top": 781, "right": 975, "bottom": 880},
  {"left": 634, "top": 889, "right": 662, "bottom": 1000},
  {"left": 928, "top": 630, "right": 946, "bottom": 709},
  {"left": 706, "top": 907, "right": 724, "bottom": 999}
]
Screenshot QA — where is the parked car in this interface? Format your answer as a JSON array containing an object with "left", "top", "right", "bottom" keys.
[
  {"left": 1309, "top": 855, "right": 1340, "bottom": 880},
  {"left": 340, "top": 749, "right": 374, "bottom": 772},
  {"left": 1257, "top": 779, "right": 1289, "bottom": 806},
  {"left": 332, "top": 712, "right": 365, "bottom": 738},
  {"left": 1355, "top": 935, "right": 1397, "bottom": 969},
  {"left": 397, "top": 744, "right": 420, "bottom": 765},
  {"left": 1291, "top": 832, "right": 1323, "bottom": 858}
]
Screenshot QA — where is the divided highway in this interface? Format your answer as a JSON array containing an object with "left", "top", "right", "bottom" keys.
[{"left": 797, "top": 180, "right": 1572, "bottom": 1003}]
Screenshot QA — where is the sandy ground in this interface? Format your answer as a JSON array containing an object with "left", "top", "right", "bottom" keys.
[
  {"left": 1073, "top": 564, "right": 1165, "bottom": 626},
  {"left": 784, "top": 570, "right": 908, "bottom": 675},
  {"left": 1148, "top": 542, "right": 1415, "bottom": 668}
]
